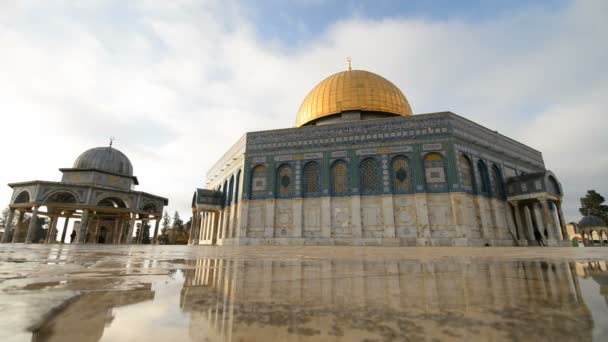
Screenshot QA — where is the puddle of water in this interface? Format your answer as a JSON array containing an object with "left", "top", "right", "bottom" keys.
[{"left": 29, "top": 258, "right": 608, "bottom": 341}]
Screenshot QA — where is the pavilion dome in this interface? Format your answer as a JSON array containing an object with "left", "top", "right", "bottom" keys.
[
  {"left": 73, "top": 146, "right": 134, "bottom": 176},
  {"left": 295, "top": 69, "right": 412, "bottom": 127},
  {"left": 578, "top": 215, "right": 606, "bottom": 228}
]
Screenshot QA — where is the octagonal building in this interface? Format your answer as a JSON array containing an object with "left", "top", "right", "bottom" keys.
[{"left": 191, "top": 68, "right": 568, "bottom": 247}]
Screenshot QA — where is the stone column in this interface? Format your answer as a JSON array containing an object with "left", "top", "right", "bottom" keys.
[
  {"left": 25, "top": 206, "right": 40, "bottom": 243},
  {"left": 540, "top": 199, "right": 557, "bottom": 245},
  {"left": 202, "top": 213, "right": 208, "bottom": 241},
  {"left": 1, "top": 208, "right": 15, "bottom": 243},
  {"left": 153, "top": 217, "right": 160, "bottom": 244},
  {"left": 207, "top": 212, "right": 213, "bottom": 241},
  {"left": 60, "top": 214, "right": 71, "bottom": 244},
  {"left": 76, "top": 210, "right": 90, "bottom": 244},
  {"left": 91, "top": 218, "right": 101, "bottom": 244},
  {"left": 212, "top": 211, "right": 220, "bottom": 244},
  {"left": 116, "top": 217, "right": 125, "bottom": 244},
  {"left": 12, "top": 211, "right": 25, "bottom": 243},
  {"left": 46, "top": 215, "right": 59, "bottom": 244},
  {"left": 197, "top": 213, "right": 205, "bottom": 243},
  {"left": 126, "top": 216, "right": 136, "bottom": 244},
  {"left": 556, "top": 201, "right": 568, "bottom": 241},
  {"left": 511, "top": 202, "right": 526, "bottom": 242},
  {"left": 138, "top": 219, "right": 147, "bottom": 244},
  {"left": 112, "top": 219, "right": 120, "bottom": 244}
]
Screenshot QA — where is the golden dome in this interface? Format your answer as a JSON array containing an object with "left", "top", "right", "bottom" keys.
[{"left": 295, "top": 69, "right": 412, "bottom": 127}]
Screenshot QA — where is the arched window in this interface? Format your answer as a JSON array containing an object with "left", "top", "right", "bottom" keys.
[
  {"left": 391, "top": 156, "right": 411, "bottom": 193},
  {"left": 360, "top": 158, "right": 380, "bottom": 195},
  {"left": 303, "top": 161, "right": 320, "bottom": 196},
  {"left": 45, "top": 191, "right": 77, "bottom": 204},
  {"left": 250, "top": 165, "right": 267, "bottom": 199},
  {"left": 331, "top": 160, "right": 348, "bottom": 195},
  {"left": 477, "top": 160, "right": 490, "bottom": 195},
  {"left": 98, "top": 197, "right": 127, "bottom": 208},
  {"left": 459, "top": 154, "right": 475, "bottom": 193},
  {"left": 547, "top": 176, "right": 561, "bottom": 195},
  {"left": 228, "top": 175, "right": 235, "bottom": 205},
  {"left": 234, "top": 170, "right": 241, "bottom": 203},
  {"left": 277, "top": 164, "right": 293, "bottom": 197},
  {"left": 491, "top": 165, "right": 505, "bottom": 199},
  {"left": 223, "top": 180, "right": 228, "bottom": 205},
  {"left": 424, "top": 153, "right": 448, "bottom": 192},
  {"left": 14, "top": 191, "right": 30, "bottom": 203}
]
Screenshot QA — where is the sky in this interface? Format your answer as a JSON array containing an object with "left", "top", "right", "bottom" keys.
[{"left": 0, "top": 0, "right": 606, "bottom": 223}]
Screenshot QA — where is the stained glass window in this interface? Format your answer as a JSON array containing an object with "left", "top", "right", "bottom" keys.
[
  {"left": 303, "top": 162, "right": 320, "bottom": 195},
  {"left": 492, "top": 165, "right": 504, "bottom": 198},
  {"left": 360, "top": 158, "right": 380, "bottom": 194},
  {"left": 460, "top": 154, "right": 474, "bottom": 193},
  {"left": 277, "top": 164, "right": 293, "bottom": 196},
  {"left": 331, "top": 160, "right": 348, "bottom": 195},
  {"left": 392, "top": 156, "right": 410, "bottom": 193}
]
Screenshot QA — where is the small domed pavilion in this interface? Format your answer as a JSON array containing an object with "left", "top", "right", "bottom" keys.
[{"left": 1, "top": 144, "right": 167, "bottom": 244}]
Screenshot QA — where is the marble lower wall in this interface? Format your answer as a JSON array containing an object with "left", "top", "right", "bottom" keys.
[{"left": 209, "top": 193, "right": 517, "bottom": 246}]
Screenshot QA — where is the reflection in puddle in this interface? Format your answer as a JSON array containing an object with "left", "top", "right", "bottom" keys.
[{"left": 32, "top": 259, "right": 608, "bottom": 341}]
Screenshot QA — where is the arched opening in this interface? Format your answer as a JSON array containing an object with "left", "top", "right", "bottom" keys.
[
  {"left": 424, "top": 153, "right": 448, "bottom": 192},
  {"left": 303, "top": 161, "right": 321, "bottom": 196},
  {"left": 234, "top": 170, "right": 241, "bottom": 204},
  {"left": 143, "top": 202, "right": 158, "bottom": 213},
  {"left": 97, "top": 197, "right": 127, "bottom": 208},
  {"left": 491, "top": 165, "right": 505, "bottom": 199},
  {"left": 459, "top": 154, "right": 475, "bottom": 194},
  {"left": 228, "top": 175, "right": 235, "bottom": 205},
  {"left": 98, "top": 226, "right": 108, "bottom": 244},
  {"left": 591, "top": 230, "right": 600, "bottom": 246},
  {"left": 331, "top": 160, "right": 348, "bottom": 196},
  {"left": 222, "top": 180, "right": 228, "bottom": 206},
  {"left": 250, "top": 165, "right": 267, "bottom": 199},
  {"left": 477, "top": 160, "right": 491, "bottom": 195},
  {"left": 276, "top": 164, "right": 293, "bottom": 197},
  {"left": 360, "top": 158, "right": 381, "bottom": 195},
  {"left": 391, "top": 156, "right": 411, "bottom": 193},
  {"left": 14, "top": 191, "right": 30, "bottom": 203},
  {"left": 547, "top": 176, "right": 561, "bottom": 195},
  {"left": 45, "top": 191, "right": 77, "bottom": 204}
]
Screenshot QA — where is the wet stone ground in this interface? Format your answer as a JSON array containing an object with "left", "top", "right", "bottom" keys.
[{"left": 1, "top": 245, "right": 608, "bottom": 342}]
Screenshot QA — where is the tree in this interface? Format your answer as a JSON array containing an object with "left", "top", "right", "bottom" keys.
[
  {"left": 158, "top": 211, "right": 171, "bottom": 245},
  {"left": 1, "top": 207, "right": 18, "bottom": 230},
  {"left": 172, "top": 211, "right": 184, "bottom": 231},
  {"left": 579, "top": 190, "right": 608, "bottom": 225},
  {"left": 141, "top": 221, "right": 151, "bottom": 244},
  {"left": 134, "top": 222, "right": 152, "bottom": 244}
]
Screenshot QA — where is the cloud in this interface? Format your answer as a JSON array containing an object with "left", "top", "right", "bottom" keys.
[{"left": 0, "top": 0, "right": 606, "bottom": 223}]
